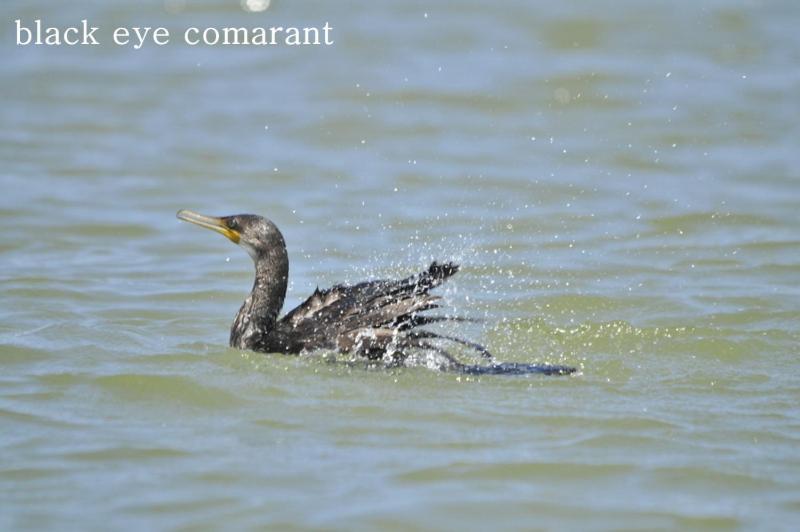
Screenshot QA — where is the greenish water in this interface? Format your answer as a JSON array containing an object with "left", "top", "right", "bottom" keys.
[{"left": 2, "top": 0, "right": 799, "bottom": 529}]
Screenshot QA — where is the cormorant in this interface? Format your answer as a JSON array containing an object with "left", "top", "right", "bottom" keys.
[{"left": 177, "top": 210, "right": 575, "bottom": 375}]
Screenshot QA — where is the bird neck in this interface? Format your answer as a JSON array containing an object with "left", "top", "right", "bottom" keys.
[
  {"left": 230, "top": 246, "right": 289, "bottom": 349},
  {"left": 252, "top": 253, "right": 288, "bottom": 323}
]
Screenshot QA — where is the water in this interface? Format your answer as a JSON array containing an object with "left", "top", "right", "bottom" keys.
[{"left": 2, "top": 0, "right": 799, "bottom": 529}]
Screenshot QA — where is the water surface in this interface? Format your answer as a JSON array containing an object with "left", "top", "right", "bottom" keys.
[{"left": 2, "top": 0, "right": 799, "bottom": 529}]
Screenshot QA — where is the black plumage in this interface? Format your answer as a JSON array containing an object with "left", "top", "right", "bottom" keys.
[{"left": 177, "top": 210, "right": 575, "bottom": 375}]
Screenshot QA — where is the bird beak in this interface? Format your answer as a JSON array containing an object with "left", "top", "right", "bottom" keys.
[{"left": 176, "top": 209, "right": 241, "bottom": 243}]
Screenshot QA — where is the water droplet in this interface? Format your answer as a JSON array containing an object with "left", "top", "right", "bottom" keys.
[{"left": 241, "top": 0, "right": 270, "bottom": 13}]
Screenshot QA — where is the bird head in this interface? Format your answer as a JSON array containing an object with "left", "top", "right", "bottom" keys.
[{"left": 177, "top": 209, "right": 283, "bottom": 260}]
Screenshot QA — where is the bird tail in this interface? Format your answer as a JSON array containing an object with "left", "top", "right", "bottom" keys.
[
  {"left": 402, "top": 335, "right": 576, "bottom": 376},
  {"left": 458, "top": 362, "right": 577, "bottom": 376}
]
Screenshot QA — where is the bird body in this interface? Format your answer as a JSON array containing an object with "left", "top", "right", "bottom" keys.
[{"left": 177, "top": 209, "right": 575, "bottom": 375}]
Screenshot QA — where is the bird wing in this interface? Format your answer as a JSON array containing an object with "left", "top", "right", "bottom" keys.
[{"left": 277, "top": 261, "right": 472, "bottom": 359}]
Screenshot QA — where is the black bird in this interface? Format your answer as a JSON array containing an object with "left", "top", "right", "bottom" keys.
[{"left": 177, "top": 210, "right": 575, "bottom": 375}]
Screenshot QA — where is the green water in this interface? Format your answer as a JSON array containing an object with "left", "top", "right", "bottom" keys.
[{"left": 2, "top": 0, "right": 799, "bottom": 529}]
